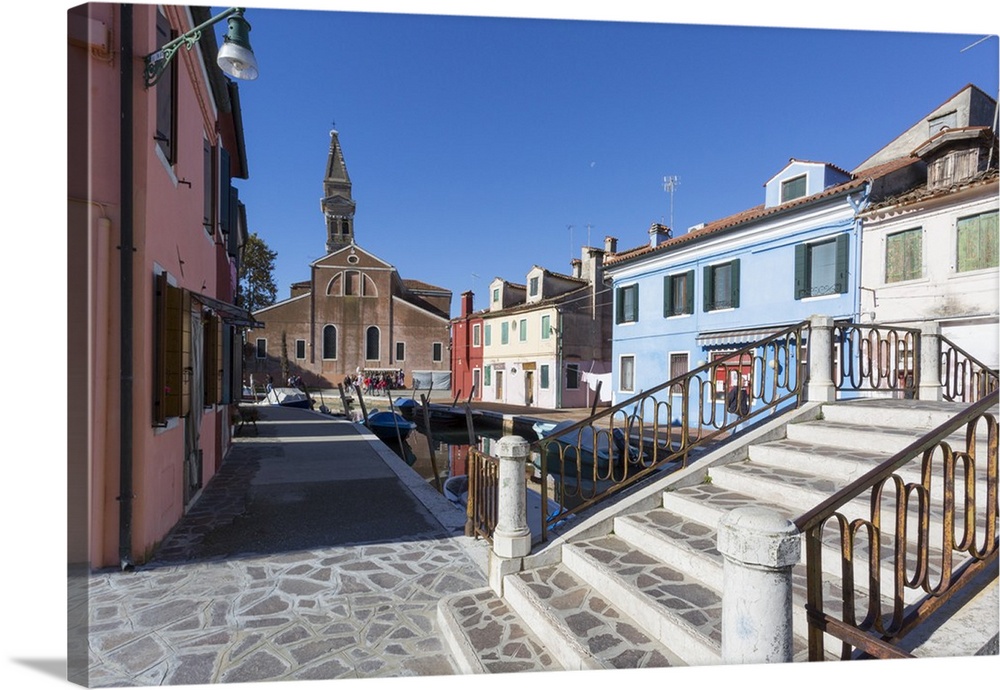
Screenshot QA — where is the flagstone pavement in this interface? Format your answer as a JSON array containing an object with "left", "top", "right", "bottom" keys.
[{"left": 77, "top": 405, "right": 492, "bottom": 686}]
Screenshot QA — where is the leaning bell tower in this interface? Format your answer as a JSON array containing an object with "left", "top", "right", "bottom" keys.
[{"left": 320, "top": 128, "right": 356, "bottom": 253}]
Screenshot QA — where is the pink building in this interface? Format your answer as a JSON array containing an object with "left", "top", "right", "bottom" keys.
[{"left": 69, "top": 4, "right": 256, "bottom": 569}]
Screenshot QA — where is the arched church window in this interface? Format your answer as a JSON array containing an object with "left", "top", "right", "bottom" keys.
[
  {"left": 365, "top": 326, "right": 380, "bottom": 361},
  {"left": 322, "top": 324, "right": 337, "bottom": 359}
]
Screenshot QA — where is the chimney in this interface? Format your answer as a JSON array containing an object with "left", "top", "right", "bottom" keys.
[
  {"left": 604, "top": 236, "right": 618, "bottom": 254},
  {"left": 460, "top": 290, "right": 474, "bottom": 317},
  {"left": 648, "top": 223, "right": 672, "bottom": 247},
  {"left": 570, "top": 258, "right": 582, "bottom": 279}
]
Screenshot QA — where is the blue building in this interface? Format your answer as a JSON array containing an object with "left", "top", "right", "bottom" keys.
[{"left": 603, "top": 158, "right": 876, "bottom": 418}]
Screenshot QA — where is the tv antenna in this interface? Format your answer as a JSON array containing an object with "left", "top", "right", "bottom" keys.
[
  {"left": 567, "top": 224, "right": 574, "bottom": 260},
  {"left": 663, "top": 175, "right": 680, "bottom": 232}
]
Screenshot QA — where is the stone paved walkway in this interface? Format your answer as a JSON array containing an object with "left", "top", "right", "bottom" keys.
[{"left": 82, "top": 406, "right": 490, "bottom": 686}]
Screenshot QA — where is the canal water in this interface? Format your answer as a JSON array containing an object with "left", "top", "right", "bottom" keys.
[{"left": 380, "top": 414, "right": 506, "bottom": 487}]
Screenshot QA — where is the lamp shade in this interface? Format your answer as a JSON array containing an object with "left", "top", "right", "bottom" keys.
[{"left": 217, "top": 13, "right": 258, "bottom": 80}]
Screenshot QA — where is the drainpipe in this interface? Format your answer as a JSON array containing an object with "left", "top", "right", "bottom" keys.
[
  {"left": 847, "top": 182, "right": 871, "bottom": 323},
  {"left": 556, "top": 311, "right": 563, "bottom": 409},
  {"left": 118, "top": 3, "right": 135, "bottom": 570}
]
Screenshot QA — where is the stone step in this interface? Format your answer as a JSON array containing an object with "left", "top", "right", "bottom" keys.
[
  {"left": 561, "top": 534, "right": 723, "bottom": 666},
  {"left": 436, "top": 588, "right": 564, "bottom": 674},
  {"left": 817, "top": 399, "right": 995, "bottom": 430},
  {"left": 657, "top": 482, "right": 948, "bottom": 607},
  {"left": 785, "top": 418, "right": 990, "bottom": 458},
  {"left": 504, "top": 563, "right": 682, "bottom": 670},
  {"left": 748, "top": 438, "right": 994, "bottom": 508}
]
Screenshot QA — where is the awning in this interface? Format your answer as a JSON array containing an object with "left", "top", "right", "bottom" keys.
[
  {"left": 696, "top": 325, "right": 793, "bottom": 348},
  {"left": 192, "top": 292, "right": 263, "bottom": 328}
]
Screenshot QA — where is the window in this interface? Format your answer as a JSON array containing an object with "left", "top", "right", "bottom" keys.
[
  {"left": 519, "top": 319, "right": 527, "bottom": 342},
  {"left": 566, "top": 363, "right": 580, "bottom": 389},
  {"left": 616, "top": 284, "right": 639, "bottom": 324},
  {"left": 492, "top": 287, "right": 500, "bottom": 303},
  {"left": 541, "top": 314, "right": 551, "bottom": 339},
  {"left": 484, "top": 365, "right": 492, "bottom": 387},
  {"left": 885, "top": 228, "right": 923, "bottom": 283},
  {"left": 663, "top": 270, "right": 694, "bottom": 317},
  {"left": 780, "top": 175, "right": 806, "bottom": 203},
  {"left": 529, "top": 276, "right": 539, "bottom": 296},
  {"left": 501, "top": 322, "right": 509, "bottom": 345},
  {"left": 432, "top": 342, "right": 443, "bottom": 362},
  {"left": 669, "top": 352, "right": 689, "bottom": 395},
  {"left": 152, "top": 273, "right": 191, "bottom": 423},
  {"left": 344, "top": 270, "right": 359, "bottom": 295},
  {"left": 794, "top": 235, "right": 848, "bottom": 299},
  {"left": 957, "top": 211, "right": 998, "bottom": 273},
  {"left": 472, "top": 324, "right": 481, "bottom": 347},
  {"left": 540, "top": 364, "right": 550, "bottom": 389},
  {"left": 619, "top": 356, "right": 635, "bottom": 392},
  {"left": 155, "top": 9, "right": 177, "bottom": 164},
  {"left": 203, "top": 140, "right": 215, "bottom": 234},
  {"left": 484, "top": 324, "right": 492, "bottom": 346},
  {"left": 365, "top": 326, "right": 380, "bottom": 360},
  {"left": 295, "top": 339, "right": 306, "bottom": 360},
  {"left": 322, "top": 325, "right": 337, "bottom": 359},
  {"left": 255, "top": 338, "right": 267, "bottom": 359},
  {"left": 396, "top": 342, "right": 405, "bottom": 361},
  {"left": 704, "top": 259, "right": 741, "bottom": 310}
]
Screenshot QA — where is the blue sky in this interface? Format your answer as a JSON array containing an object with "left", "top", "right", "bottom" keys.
[{"left": 215, "top": 2, "right": 998, "bottom": 316}]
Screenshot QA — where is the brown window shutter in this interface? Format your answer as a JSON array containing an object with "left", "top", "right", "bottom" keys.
[
  {"left": 163, "top": 283, "right": 184, "bottom": 418},
  {"left": 153, "top": 273, "right": 168, "bottom": 425}
]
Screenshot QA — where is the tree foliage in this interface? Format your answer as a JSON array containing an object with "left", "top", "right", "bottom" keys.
[{"left": 238, "top": 232, "right": 278, "bottom": 314}]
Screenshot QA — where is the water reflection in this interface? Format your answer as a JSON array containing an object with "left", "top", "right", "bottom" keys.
[{"left": 381, "top": 414, "right": 504, "bottom": 487}]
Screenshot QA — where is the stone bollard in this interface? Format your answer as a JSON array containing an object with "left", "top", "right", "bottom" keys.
[
  {"left": 807, "top": 314, "right": 836, "bottom": 402},
  {"left": 488, "top": 435, "right": 532, "bottom": 595},
  {"left": 918, "top": 321, "right": 942, "bottom": 401},
  {"left": 717, "top": 506, "right": 800, "bottom": 664}
]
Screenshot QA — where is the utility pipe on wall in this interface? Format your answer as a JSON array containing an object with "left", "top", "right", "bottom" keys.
[{"left": 118, "top": 3, "right": 134, "bottom": 570}]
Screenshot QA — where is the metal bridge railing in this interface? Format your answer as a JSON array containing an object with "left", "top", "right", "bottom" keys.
[
  {"left": 833, "top": 322, "right": 921, "bottom": 398},
  {"left": 530, "top": 321, "right": 810, "bottom": 542},
  {"left": 794, "top": 391, "right": 999, "bottom": 660},
  {"left": 940, "top": 335, "right": 999, "bottom": 404}
]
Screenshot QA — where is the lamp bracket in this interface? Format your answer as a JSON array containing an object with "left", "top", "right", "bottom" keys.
[{"left": 143, "top": 7, "right": 244, "bottom": 88}]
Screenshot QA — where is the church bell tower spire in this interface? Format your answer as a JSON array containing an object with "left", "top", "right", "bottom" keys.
[{"left": 320, "top": 128, "right": 356, "bottom": 253}]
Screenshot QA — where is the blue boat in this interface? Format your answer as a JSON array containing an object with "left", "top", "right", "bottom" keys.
[{"left": 366, "top": 411, "right": 417, "bottom": 442}]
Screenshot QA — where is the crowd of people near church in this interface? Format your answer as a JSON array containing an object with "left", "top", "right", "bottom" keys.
[{"left": 343, "top": 369, "right": 406, "bottom": 396}]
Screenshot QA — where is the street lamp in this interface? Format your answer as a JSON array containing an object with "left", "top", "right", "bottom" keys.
[{"left": 144, "top": 7, "right": 259, "bottom": 87}]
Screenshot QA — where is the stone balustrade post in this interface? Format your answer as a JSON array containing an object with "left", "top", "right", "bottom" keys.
[
  {"left": 918, "top": 321, "right": 943, "bottom": 401},
  {"left": 488, "top": 435, "right": 531, "bottom": 595},
  {"left": 718, "top": 506, "right": 801, "bottom": 664},
  {"left": 807, "top": 314, "right": 836, "bottom": 402}
]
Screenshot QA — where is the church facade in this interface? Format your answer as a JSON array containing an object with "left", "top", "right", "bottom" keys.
[{"left": 248, "top": 130, "right": 452, "bottom": 389}]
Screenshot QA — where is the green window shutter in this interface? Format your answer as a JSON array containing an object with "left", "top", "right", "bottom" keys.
[
  {"left": 685, "top": 270, "right": 695, "bottom": 314},
  {"left": 729, "top": 259, "right": 741, "bottom": 308},
  {"left": 703, "top": 265, "right": 713, "bottom": 311},
  {"left": 793, "top": 244, "right": 807, "bottom": 300},
  {"left": 834, "top": 233, "right": 850, "bottom": 293},
  {"left": 615, "top": 287, "right": 624, "bottom": 324},
  {"left": 663, "top": 276, "right": 673, "bottom": 317},
  {"left": 484, "top": 324, "right": 491, "bottom": 346}
]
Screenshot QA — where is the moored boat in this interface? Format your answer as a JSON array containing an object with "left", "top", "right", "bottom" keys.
[
  {"left": 366, "top": 410, "right": 417, "bottom": 442},
  {"left": 258, "top": 387, "right": 312, "bottom": 409}
]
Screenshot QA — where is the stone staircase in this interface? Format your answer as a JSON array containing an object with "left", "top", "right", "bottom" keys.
[{"left": 438, "top": 398, "right": 999, "bottom": 672}]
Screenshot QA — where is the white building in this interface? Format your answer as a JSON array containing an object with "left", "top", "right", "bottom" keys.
[{"left": 858, "top": 85, "right": 998, "bottom": 368}]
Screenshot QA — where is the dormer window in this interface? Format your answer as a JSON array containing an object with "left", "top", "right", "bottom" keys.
[
  {"left": 529, "top": 276, "right": 539, "bottom": 297},
  {"left": 780, "top": 175, "right": 807, "bottom": 203}
]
